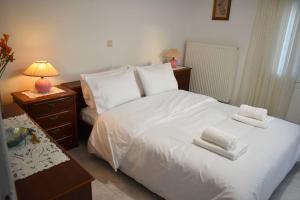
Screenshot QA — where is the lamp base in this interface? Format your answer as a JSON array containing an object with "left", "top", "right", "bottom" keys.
[
  {"left": 35, "top": 77, "right": 52, "bottom": 93},
  {"left": 170, "top": 58, "right": 177, "bottom": 68}
]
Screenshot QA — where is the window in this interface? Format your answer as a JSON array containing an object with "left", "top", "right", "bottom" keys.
[{"left": 277, "top": 1, "right": 299, "bottom": 76}]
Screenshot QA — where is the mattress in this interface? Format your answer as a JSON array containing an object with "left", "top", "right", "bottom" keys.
[
  {"left": 80, "top": 107, "right": 98, "bottom": 125},
  {"left": 88, "top": 90, "right": 300, "bottom": 200}
]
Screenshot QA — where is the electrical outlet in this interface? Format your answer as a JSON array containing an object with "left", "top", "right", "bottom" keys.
[{"left": 107, "top": 40, "right": 113, "bottom": 48}]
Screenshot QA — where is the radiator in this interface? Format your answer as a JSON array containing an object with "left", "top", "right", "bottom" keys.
[{"left": 184, "top": 42, "right": 238, "bottom": 103}]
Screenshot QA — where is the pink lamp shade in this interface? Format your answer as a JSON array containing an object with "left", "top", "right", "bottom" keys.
[{"left": 23, "top": 61, "right": 59, "bottom": 93}]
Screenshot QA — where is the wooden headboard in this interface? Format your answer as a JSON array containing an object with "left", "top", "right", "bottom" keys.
[
  {"left": 61, "top": 81, "right": 86, "bottom": 111},
  {"left": 61, "top": 81, "right": 93, "bottom": 137}
]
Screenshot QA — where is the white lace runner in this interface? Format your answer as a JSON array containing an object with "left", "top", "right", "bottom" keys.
[
  {"left": 21, "top": 87, "right": 65, "bottom": 99},
  {"left": 3, "top": 114, "right": 70, "bottom": 181}
]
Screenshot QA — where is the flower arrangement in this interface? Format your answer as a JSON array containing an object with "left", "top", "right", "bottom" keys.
[{"left": 0, "top": 33, "right": 15, "bottom": 78}]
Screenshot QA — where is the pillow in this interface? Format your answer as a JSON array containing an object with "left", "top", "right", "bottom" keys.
[
  {"left": 128, "top": 65, "right": 145, "bottom": 96},
  {"left": 85, "top": 69, "right": 141, "bottom": 113},
  {"left": 136, "top": 63, "right": 178, "bottom": 96},
  {"left": 80, "top": 66, "right": 128, "bottom": 108}
]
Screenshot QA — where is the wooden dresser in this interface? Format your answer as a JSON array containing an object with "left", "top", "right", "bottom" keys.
[
  {"left": 2, "top": 104, "right": 94, "bottom": 200},
  {"left": 11, "top": 85, "right": 78, "bottom": 150}
]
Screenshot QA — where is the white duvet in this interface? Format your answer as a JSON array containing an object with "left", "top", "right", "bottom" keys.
[{"left": 88, "top": 90, "right": 300, "bottom": 200}]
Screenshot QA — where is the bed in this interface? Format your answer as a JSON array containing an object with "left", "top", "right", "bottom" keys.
[
  {"left": 61, "top": 70, "right": 300, "bottom": 200},
  {"left": 62, "top": 83, "right": 300, "bottom": 200}
]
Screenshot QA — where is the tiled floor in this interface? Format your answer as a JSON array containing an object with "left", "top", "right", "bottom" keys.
[{"left": 68, "top": 142, "right": 300, "bottom": 200}]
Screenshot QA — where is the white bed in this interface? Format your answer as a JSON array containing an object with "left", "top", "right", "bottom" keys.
[
  {"left": 81, "top": 107, "right": 98, "bottom": 126},
  {"left": 86, "top": 90, "right": 300, "bottom": 200}
]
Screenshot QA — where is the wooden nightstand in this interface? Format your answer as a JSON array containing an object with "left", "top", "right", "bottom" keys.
[
  {"left": 11, "top": 85, "right": 78, "bottom": 150},
  {"left": 173, "top": 66, "right": 192, "bottom": 91}
]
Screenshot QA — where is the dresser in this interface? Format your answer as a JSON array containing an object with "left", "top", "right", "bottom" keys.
[
  {"left": 11, "top": 85, "right": 78, "bottom": 150},
  {"left": 2, "top": 104, "right": 94, "bottom": 200}
]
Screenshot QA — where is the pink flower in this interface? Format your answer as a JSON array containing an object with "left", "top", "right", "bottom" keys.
[{"left": 0, "top": 33, "right": 15, "bottom": 78}]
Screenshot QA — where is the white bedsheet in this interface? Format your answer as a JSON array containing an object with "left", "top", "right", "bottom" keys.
[
  {"left": 88, "top": 90, "right": 300, "bottom": 200},
  {"left": 81, "top": 107, "right": 98, "bottom": 125}
]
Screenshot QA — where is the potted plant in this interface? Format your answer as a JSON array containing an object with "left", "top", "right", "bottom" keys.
[
  {"left": 0, "top": 33, "right": 15, "bottom": 78},
  {"left": 0, "top": 33, "right": 15, "bottom": 114}
]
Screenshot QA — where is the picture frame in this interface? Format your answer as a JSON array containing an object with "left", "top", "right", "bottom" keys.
[{"left": 212, "top": 0, "right": 232, "bottom": 20}]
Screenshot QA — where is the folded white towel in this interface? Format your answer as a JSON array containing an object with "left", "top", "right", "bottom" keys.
[
  {"left": 233, "top": 114, "right": 271, "bottom": 129},
  {"left": 239, "top": 104, "right": 267, "bottom": 121},
  {"left": 193, "top": 138, "right": 248, "bottom": 160},
  {"left": 201, "top": 127, "right": 238, "bottom": 150}
]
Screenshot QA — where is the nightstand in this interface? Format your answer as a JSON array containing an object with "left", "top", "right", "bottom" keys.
[
  {"left": 11, "top": 85, "right": 78, "bottom": 150},
  {"left": 173, "top": 66, "right": 192, "bottom": 91}
]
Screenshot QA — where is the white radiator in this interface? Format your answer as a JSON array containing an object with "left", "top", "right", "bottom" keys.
[{"left": 185, "top": 42, "right": 238, "bottom": 103}]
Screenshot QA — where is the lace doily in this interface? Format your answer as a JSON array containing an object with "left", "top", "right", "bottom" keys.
[
  {"left": 3, "top": 114, "right": 70, "bottom": 181},
  {"left": 21, "top": 87, "right": 65, "bottom": 99}
]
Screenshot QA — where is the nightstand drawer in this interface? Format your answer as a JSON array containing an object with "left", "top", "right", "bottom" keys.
[
  {"left": 35, "top": 110, "right": 74, "bottom": 129},
  {"left": 176, "top": 73, "right": 190, "bottom": 90},
  {"left": 47, "top": 123, "right": 74, "bottom": 141},
  {"left": 174, "top": 68, "right": 191, "bottom": 91},
  {"left": 29, "top": 97, "right": 73, "bottom": 117}
]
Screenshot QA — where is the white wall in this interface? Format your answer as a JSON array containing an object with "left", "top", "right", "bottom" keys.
[
  {"left": 0, "top": 0, "right": 190, "bottom": 103},
  {"left": 184, "top": 0, "right": 258, "bottom": 104},
  {"left": 0, "top": 0, "right": 258, "bottom": 104}
]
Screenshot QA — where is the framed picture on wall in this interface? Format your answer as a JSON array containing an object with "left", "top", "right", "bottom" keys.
[{"left": 212, "top": 0, "right": 232, "bottom": 20}]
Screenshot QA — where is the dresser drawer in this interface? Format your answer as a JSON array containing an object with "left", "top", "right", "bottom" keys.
[
  {"left": 29, "top": 97, "right": 74, "bottom": 117},
  {"left": 35, "top": 110, "right": 74, "bottom": 130},
  {"left": 47, "top": 123, "right": 74, "bottom": 141},
  {"left": 56, "top": 135, "right": 78, "bottom": 150}
]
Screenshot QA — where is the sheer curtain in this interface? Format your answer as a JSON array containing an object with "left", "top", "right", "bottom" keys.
[{"left": 235, "top": 0, "right": 300, "bottom": 118}]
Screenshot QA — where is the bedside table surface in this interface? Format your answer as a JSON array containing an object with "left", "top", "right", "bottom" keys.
[{"left": 11, "top": 85, "right": 76, "bottom": 104}]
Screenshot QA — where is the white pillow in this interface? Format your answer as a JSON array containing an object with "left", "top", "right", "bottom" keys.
[
  {"left": 85, "top": 69, "right": 141, "bottom": 113},
  {"left": 136, "top": 63, "right": 178, "bottom": 96},
  {"left": 80, "top": 66, "right": 128, "bottom": 108},
  {"left": 128, "top": 65, "right": 145, "bottom": 96}
]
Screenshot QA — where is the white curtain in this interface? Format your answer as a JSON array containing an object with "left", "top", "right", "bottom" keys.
[{"left": 236, "top": 0, "right": 300, "bottom": 118}]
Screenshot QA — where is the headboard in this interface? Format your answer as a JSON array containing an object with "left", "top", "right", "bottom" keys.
[
  {"left": 61, "top": 81, "right": 86, "bottom": 112},
  {"left": 60, "top": 81, "right": 92, "bottom": 137}
]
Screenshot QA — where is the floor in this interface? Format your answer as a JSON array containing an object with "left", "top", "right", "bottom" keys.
[{"left": 68, "top": 142, "right": 300, "bottom": 200}]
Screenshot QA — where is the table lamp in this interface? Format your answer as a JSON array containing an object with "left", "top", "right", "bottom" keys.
[
  {"left": 164, "top": 48, "right": 181, "bottom": 68},
  {"left": 23, "top": 61, "right": 59, "bottom": 93}
]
